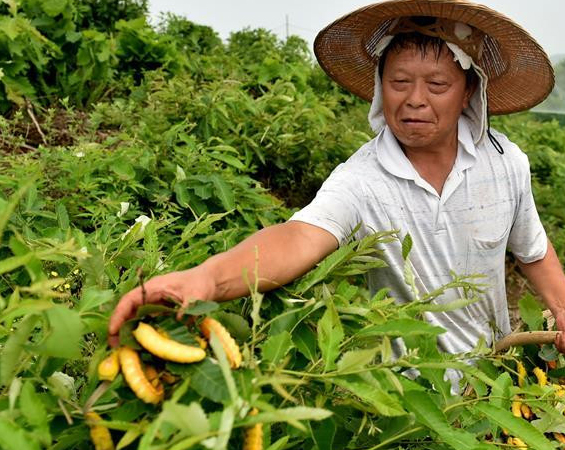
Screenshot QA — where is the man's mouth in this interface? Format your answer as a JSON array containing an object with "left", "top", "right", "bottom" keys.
[{"left": 402, "top": 118, "right": 430, "bottom": 123}]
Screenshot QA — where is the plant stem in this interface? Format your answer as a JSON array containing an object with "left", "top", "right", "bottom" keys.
[{"left": 366, "top": 426, "right": 423, "bottom": 450}]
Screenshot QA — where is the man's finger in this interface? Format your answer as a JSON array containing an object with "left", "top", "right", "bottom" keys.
[
  {"left": 108, "top": 334, "right": 120, "bottom": 348},
  {"left": 555, "top": 331, "right": 565, "bottom": 354},
  {"left": 108, "top": 288, "right": 143, "bottom": 335}
]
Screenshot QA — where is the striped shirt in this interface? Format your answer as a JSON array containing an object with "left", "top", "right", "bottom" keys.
[{"left": 290, "top": 116, "right": 547, "bottom": 354}]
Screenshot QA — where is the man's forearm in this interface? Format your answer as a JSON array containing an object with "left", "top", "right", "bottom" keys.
[
  {"left": 200, "top": 221, "right": 338, "bottom": 302},
  {"left": 517, "top": 240, "right": 565, "bottom": 317}
]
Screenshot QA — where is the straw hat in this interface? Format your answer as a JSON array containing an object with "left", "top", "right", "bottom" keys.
[{"left": 314, "top": 0, "right": 554, "bottom": 114}]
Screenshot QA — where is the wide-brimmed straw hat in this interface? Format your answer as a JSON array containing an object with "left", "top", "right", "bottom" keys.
[{"left": 314, "top": 0, "right": 554, "bottom": 114}]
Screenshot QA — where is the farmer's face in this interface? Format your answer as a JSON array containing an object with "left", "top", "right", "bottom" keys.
[{"left": 381, "top": 45, "right": 473, "bottom": 154}]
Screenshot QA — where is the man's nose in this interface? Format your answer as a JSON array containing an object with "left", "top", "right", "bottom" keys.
[{"left": 406, "top": 81, "right": 427, "bottom": 108}]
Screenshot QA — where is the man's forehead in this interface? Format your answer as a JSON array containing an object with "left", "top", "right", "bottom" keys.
[{"left": 383, "top": 43, "right": 463, "bottom": 73}]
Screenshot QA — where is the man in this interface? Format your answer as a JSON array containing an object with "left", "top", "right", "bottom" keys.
[{"left": 109, "top": 0, "right": 565, "bottom": 356}]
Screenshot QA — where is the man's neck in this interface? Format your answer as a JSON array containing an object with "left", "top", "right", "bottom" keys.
[{"left": 402, "top": 139, "right": 458, "bottom": 196}]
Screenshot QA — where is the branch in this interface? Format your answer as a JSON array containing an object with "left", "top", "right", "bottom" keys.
[
  {"left": 25, "top": 100, "right": 47, "bottom": 145},
  {"left": 494, "top": 331, "right": 558, "bottom": 353}
]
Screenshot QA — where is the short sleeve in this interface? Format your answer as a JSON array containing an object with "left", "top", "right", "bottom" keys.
[
  {"left": 507, "top": 153, "right": 547, "bottom": 263},
  {"left": 288, "top": 163, "right": 364, "bottom": 246}
]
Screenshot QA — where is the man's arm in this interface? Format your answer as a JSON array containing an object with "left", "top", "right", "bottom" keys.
[
  {"left": 108, "top": 221, "right": 338, "bottom": 345},
  {"left": 516, "top": 239, "right": 565, "bottom": 353}
]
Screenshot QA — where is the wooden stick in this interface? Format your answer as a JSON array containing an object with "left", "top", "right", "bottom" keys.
[
  {"left": 25, "top": 100, "right": 47, "bottom": 145},
  {"left": 494, "top": 331, "right": 558, "bottom": 353}
]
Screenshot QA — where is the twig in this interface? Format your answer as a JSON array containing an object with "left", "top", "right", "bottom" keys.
[
  {"left": 58, "top": 398, "right": 74, "bottom": 425},
  {"left": 25, "top": 100, "right": 47, "bottom": 145},
  {"left": 18, "top": 143, "right": 38, "bottom": 152},
  {"left": 494, "top": 331, "right": 558, "bottom": 353},
  {"left": 83, "top": 381, "right": 111, "bottom": 413}
]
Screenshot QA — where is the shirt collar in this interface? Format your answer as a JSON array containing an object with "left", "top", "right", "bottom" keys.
[{"left": 376, "top": 117, "right": 477, "bottom": 180}]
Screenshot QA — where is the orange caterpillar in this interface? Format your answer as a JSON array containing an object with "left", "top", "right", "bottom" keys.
[
  {"left": 133, "top": 323, "right": 206, "bottom": 363},
  {"left": 118, "top": 347, "right": 164, "bottom": 404},
  {"left": 200, "top": 317, "right": 242, "bottom": 369},
  {"left": 85, "top": 412, "right": 115, "bottom": 450},
  {"left": 243, "top": 408, "right": 263, "bottom": 450},
  {"left": 97, "top": 350, "right": 120, "bottom": 381}
]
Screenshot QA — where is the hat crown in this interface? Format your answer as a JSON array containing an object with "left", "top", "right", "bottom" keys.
[{"left": 314, "top": 0, "right": 554, "bottom": 114}]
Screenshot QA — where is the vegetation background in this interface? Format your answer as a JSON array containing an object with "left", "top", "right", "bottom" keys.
[{"left": 1, "top": 1, "right": 565, "bottom": 449}]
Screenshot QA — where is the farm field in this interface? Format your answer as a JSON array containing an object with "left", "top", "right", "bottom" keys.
[{"left": 2, "top": 1, "right": 565, "bottom": 449}]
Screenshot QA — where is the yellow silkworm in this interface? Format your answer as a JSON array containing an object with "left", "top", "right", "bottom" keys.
[
  {"left": 243, "top": 408, "right": 263, "bottom": 450},
  {"left": 195, "top": 335, "right": 208, "bottom": 349},
  {"left": 520, "top": 403, "right": 532, "bottom": 420},
  {"left": 517, "top": 361, "right": 527, "bottom": 388},
  {"left": 200, "top": 317, "right": 242, "bottom": 369},
  {"left": 143, "top": 365, "right": 163, "bottom": 390},
  {"left": 511, "top": 397, "right": 523, "bottom": 418},
  {"left": 554, "top": 432, "right": 565, "bottom": 444},
  {"left": 133, "top": 322, "right": 206, "bottom": 363},
  {"left": 97, "top": 350, "right": 120, "bottom": 382},
  {"left": 118, "top": 347, "right": 164, "bottom": 404},
  {"left": 512, "top": 437, "right": 528, "bottom": 448},
  {"left": 533, "top": 367, "right": 547, "bottom": 387},
  {"left": 85, "top": 412, "right": 115, "bottom": 450}
]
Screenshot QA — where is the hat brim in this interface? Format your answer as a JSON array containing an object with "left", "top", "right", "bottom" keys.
[{"left": 314, "top": 0, "right": 554, "bottom": 114}]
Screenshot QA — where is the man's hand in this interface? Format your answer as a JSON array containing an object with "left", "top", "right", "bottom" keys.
[
  {"left": 554, "top": 310, "right": 565, "bottom": 354},
  {"left": 517, "top": 240, "right": 565, "bottom": 354},
  {"left": 108, "top": 267, "right": 216, "bottom": 347}
]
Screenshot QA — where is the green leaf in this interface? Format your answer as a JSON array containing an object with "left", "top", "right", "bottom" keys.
[
  {"left": 78, "top": 287, "right": 114, "bottom": 312},
  {"left": 214, "top": 311, "right": 251, "bottom": 342},
  {"left": 209, "top": 152, "right": 246, "bottom": 169},
  {"left": 190, "top": 359, "right": 230, "bottom": 403},
  {"left": 1, "top": 315, "right": 39, "bottom": 386},
  {"left": 209, "top": 332, "right": 238, "bottom": 403},
  {"left": 111, "top": 158, "right": 136, "bottom": 180},
  {"left": 262, "top": 331, "right": 293, "bottom": 365},
  {"left": 336, "top": 348, "right": 378, "bottom": 373},
  {"left": 213, "top": 404, "right": 235, "bottom": 450},
  {"left": 317, "top": 300, "right": 343, "bottom": 372},
  {"left": 35, "top": 306, "right": 84, "bottom": 359},
  {"left": 403, "top": 391, "right": 489, "bottom": 450},
  {"left": 402, "top": 233, "right": 413, "bottom": 260},
  {"left": 293, "top": 323, "right": 318, "bottom": 361},
  {"left": 266, "top": 436, "right": 289, "bottom": 450},
  {"left": 39, "top": 0, "right": 67, "bottom": 16},
  {"left": 332, "top": 375, "right": 405, "bottom": 417},
  {"left": 181, "top": 300, "right": 219, "bottom": 316},
  {"left": 490, "top": 372, "right": 512, "bottom": 410},
  {"left": 20, "top": 381, "right": 48, "bottom": 427},
  {"left": 0, "top": 253, "right": 36, "bottom": 275},
  {"left": 142, "top": 220, "right": 159, "bottom": 273},
  {"left": 310, "top": 418, "right": 336, "bottom": 450},
  {"left": 210, "top": 175, "right": 235, "bottom": 211},
  {"left": 418, "top": 366, "right": 453, "bottom": 401},
  {"left": 160, "top": 402, "right": 210, "bottom": 436},
  {"left": 56, "top": 203, "right": 69, "bottom": 230},
  {"left": 0, "top": 180, "right": 33, "bottom": 246},
  {"left": 356, "top": 319, "right": 445, "bottom": 338},
  {"left": 246, "top": 407, "right": 332, "bottom": 426},
  {"left": 19, "top": 381, "right": 50, "bottom": 445},
  {"left": 295, "top": 241, "right": 356, "bottom": 294},
  {"left": 474, "top": 403, "right": 554, "bottom": 450},
  {"left": 0, "top": 418, "right": 41, "bottom": 450},
  {"left": 1, "top": 0, "right": 17, "bottom": 15},
  {"left": 519, "top": 293, "right": 544, "bottom": 331}
]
